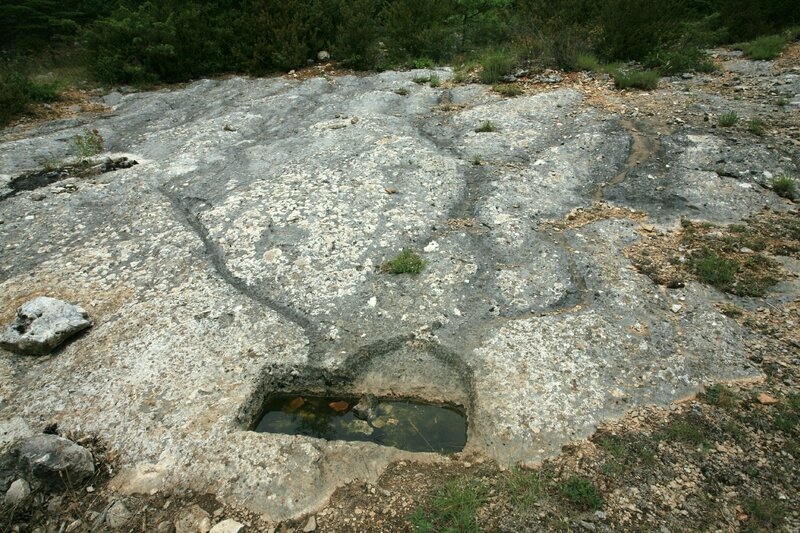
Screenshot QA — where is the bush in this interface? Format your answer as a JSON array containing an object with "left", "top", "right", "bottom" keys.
[
  {"left": 739, "top": 34, "right": 789, "bottom": 60},
  {"left": 561, "top": 476, "right": 603, "bottom": 511},
  {"left": 771, "top": 176, "right": 797, "bottom": 200},
  {"left": 0, "top": 63, "right": 60, "bottom": 127},
  {"left": 478, "top": 49, "right": 517, "bottom": 83},
  {"left": 613, "top": 69, "right": 660, "bottom": 90}
]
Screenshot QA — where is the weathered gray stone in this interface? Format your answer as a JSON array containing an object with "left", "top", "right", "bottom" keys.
[
  {"left": 317, "top": 51, "right": 330, "bottom": 61},
  {"left": 209, "top": 519, "right": 245, "bottom": 533},
  {"left": 0, "top": 297, "right": 91, "bottom": 355},
  {"left": 105, "top": 501, "right": 132, "bottom": 529},
  {"left": 14, "top": 434, "right": 94, "bottom": 488},
  {"left": 4, "top": 478, "right": 31, "bottom": 505},
  {"left": 175, "top": 505, "right": 211, "bottom": 533},
  {"left": 302, "top": 516, "right": 317, "bottom": 532}
]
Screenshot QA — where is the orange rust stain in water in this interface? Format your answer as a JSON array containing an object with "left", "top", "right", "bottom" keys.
[
  {"left": 329, "top": 400, "right": 349, "bottom": 412},
  {"left": 287, "top": 397, "right": 305, "bottom": 411}
]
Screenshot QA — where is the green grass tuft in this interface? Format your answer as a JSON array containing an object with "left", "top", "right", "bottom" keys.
[
  {"left": 478, "top": 49, "right": 517, "bottom": 84},
  {"left": 718, "top": 111, "right": 739, "bottom": 127},
  {"left": 410, "top": 477, "right": 487, "bottom": 533},
  {"left": 747, "top": 118, "right": 766, "bottom": 136},
  {"left": 381, "top": 248, "right": 426, "bottom": 274},
  {"left": 475, "top": 120, "right": 497, "bottom": 133},
  {"left": 770, "top": 175, "right": 796, "bottom": 200},
  {"left": 613, "top": 69, "right": 660, "bottom": 90},
  {"left": 739, "top": 34, "right": 790, "bottom": 60},
  {"left": 561, "top": 476, "right": 603, "bottom": 511},
  {"left": 492, "top": 83, "right": 522, "bottom": 97}
]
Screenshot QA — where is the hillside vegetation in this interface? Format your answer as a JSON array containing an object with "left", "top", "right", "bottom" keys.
[{"left": 0, "top": 0, "right": 798, "bottom": 125}]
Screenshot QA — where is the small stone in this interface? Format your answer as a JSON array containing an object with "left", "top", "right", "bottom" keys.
[
  {"left": 30, "top": 192, "right": 46, "bottom": 201},
  {"left": 0, "top": 297, "right": 92, "bottom": 355},
  {"left": 86, "top": 486, "right": 95, "bottom": 493},
  {"left": 106, "top": 501, "right": 132, "bottom": 529},
  {"left": 757, "top": 393, "right": 778, "bottom": 405},
  {"left": 671, "top": 304, "right": 683, "bottom": 313},
  {"left": 175, "top": 505, "right": 211, "bottom": 533},
  {"left": 209, "top": 519, "right": 245, "bottom": 533},
  {"left": 157, "top": 522, "right": 174, "bottom": 533},
  {"left": 4, "top": 479, "right": 31, "bottom": 505},
  {"left": 302, "top": 516, "right": 316, "bottom": 532},
  {"left": 350, "top": 117, "right": 359, "bottom": 125},
  {"left": 352, "top": 394, "right": 376, "bottom": 420},
  {"left": 47, "top": 495, "right": 63, "bottom": 514},
  {"left": 317, "top": 51, "right": 330, "bottom": 61},
  {"left": 385, "top": 187, "right": 397, "bottom": 194},
  {"left": 65, "top": 520, "right": 83, "bottom": 532}
]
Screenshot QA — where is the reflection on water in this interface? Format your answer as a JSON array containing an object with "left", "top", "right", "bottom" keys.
[{"left": 253, "top": 394, "right": 467, "bottom": 454}]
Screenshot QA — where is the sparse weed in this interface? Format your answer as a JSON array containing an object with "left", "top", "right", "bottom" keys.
[
  {"left": 770, "top": 175, "right": 796, "bottom": 200},
  {"left": 475, "top": 120, "right": 497, "bottom": 133},
  {"left": 704, "top": 384, "right": 740, "bottom": 410},
  {"left": 412, "top": 75, "right": 431, "bottom": 84},
  {"left": 718, "top": 111, "right": 739, "bottom": 127},
  {"left": 410, "top": 477, "right": 487, "bottom": 533},
  {"left": 381, "top": 248, "right": 426, "bottom": 274},
  {"left": 472, "top": 154, "right": 483, "bottom": 165},
  {"left": 776, "top": 97, "right": 789, "bottom": 107},
  {"left": 429, "top": 74, "right": 440, "bottom": 88},
  {"left": 395, "top": 87, "right": 409, "bottom": 96},
  {"left": 747, "top": 118, "right": 766, "bottom": 136},
  {"left": 73, "top": 129, "right": 104, "bottom": 163},
  {"left": 561, "top": 476, "right": 603, "bottom": 511},
  {"left": 503, "top": 468, "right": 546, "bottom": 512}
]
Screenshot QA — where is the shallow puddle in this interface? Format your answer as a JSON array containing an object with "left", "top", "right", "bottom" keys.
[{"left": 252, "top": 394, "right": 467, "bottom": 454}]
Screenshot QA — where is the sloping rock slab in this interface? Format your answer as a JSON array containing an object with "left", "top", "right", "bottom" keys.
[{"left": 0, "top": 297, "right": 91, "bottom": 355}]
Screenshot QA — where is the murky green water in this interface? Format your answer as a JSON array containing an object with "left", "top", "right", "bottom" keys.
[{"left": 252, "top": 394, "right": 467, "bottom": 454}]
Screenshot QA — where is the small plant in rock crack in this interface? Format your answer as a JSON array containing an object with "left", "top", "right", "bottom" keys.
[
  {"left": 429, "top": 74, "right": 441, "bottom": 88},
  {"left": 718, "top": 111, "right": 738, "bottom": 127},
  {"left": 747, "top": 118, "right": 766, "bottom": 136},
  {"left": 475, "top": 121, "right": 497, "bottom": 133},
  {"left": 472, "top": 154, "right": 483, "bottom": 165},
  {"left": 380, "top": 248, "right": 426, "bottom": 274},
  {"left": 73, "top": 129, "right": 104, "bottom": 165},
  {"left": 395, "top": 87, "right": 409, "bottom": 96},
  {"left": 770, "top": 175, "right": 797, "bottom": 200}
]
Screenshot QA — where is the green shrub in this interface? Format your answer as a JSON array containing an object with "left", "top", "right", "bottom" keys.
[
  {"left": 739, "top": 34, "right": 790, "bottom": 60},
  {"left": 771, "top": 176, "right": 797, "bottom": 200},
  {"left": 691, "top": 248, "right": 739, "bottom": 289},
  {"left": 381, "top": 248, "right": 426, "bottom": 274},
  {"left": 0, "top": 65, "right": 60, "bottom": 127},
  {"left": 561, "top": 476, "right": 603, "bottom": 511},
  {"left": 429, "top": 74, "right": 441, "bottom": 87},
  {"left": 492, "top": 83, "right": 522, "bottom": 96},
  {"left": 718, "top": 111, "right": 739, "bottom": 127},
  {"left": 73, "top": 129, "right": 104, "bottom": 162},
  {"left": 576, "top": 53, "right": 602, "bottom": 71},
  {"left": 333, "top": 0, "right": 383, "bottom": 70},
  {"left": 747, "top": 118, "right": 766, "bottom": 135},
  {"left": 613, "top": 69, "right": 660, "bottom": 90},
  {"left": 479, "top": 49, "right": 517, "bottom": 84}
]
